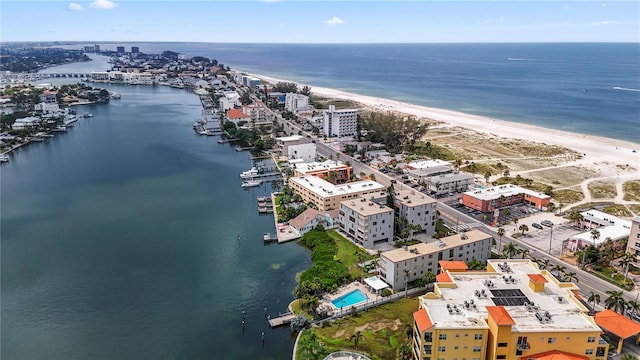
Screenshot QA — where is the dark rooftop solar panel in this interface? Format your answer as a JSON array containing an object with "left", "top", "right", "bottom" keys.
[
  {"left": 491, "top": 289, "right": 526, "bottom": 297},
  {"left": 492, "top": 297, "right": 528, "bottom": 306}
]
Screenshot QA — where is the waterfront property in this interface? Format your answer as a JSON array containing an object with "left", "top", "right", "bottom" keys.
[
  {"left": 413, "top": 259, "right": 609, "bottom": 360},
  {"left": 379, "top": 229, "right": 492, "bottom": 291},
  {"left": 292, "top": 159, "right": 351, "bottom": 184},
  {"left": 287, "top": 175, "right": 386, "bottom": 212},
  {"left": 461, "top": 184, "right": 551, "bottom": 213}
]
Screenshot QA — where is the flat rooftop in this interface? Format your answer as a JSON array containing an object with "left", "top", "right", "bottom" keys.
[
  {"left": 290, "top": 176, "right": 386, "bottom": 198},
  {"left": 294, "top": 160, "right": 348, "bottom": 174},
  {"left": 421, "top": 260, "right": 598, "bottom": 332},
  {"left": 570, "top": 210, "right": 631, "bottom": 245},
  {"left": 395, "top": 189, "right": 436, "bottom": 207},
  {"left": 341, "top": 197, "right": 393, "bottom": 216},
  {"left": 428, "top": 172, "right": 475, "bottom": 182},
  {"left": 276, "top": 135, "right": 305, "bottom": 142},
  {"left": 382, "top": 229, "right": 491, "bottom": 263},
  {"left": 464, "top": 184, "right": 550, "bottom": 201}
]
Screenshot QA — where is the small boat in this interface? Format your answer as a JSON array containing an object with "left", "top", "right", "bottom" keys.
[
  {"left": 240, "top": 167, "right": 260, "bottom": 179},
  {"left": 241, "top": 179, "right": 262, "bottom": 188},
  {"left": 52, "top": 126, "right": 67, "bottom": 132},
  {"left": 0, "top": 154, "right": 9, "bottom": 163},
  {"left": 110, "top": 92, "right": 121, "bottom": 99},
  {"left": 82, "top": 113, "right": 93, "bottom": 118}
]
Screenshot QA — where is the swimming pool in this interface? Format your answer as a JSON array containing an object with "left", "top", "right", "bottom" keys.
[{"left": 331, "top": 289, "right": 369, "bottom": 309}]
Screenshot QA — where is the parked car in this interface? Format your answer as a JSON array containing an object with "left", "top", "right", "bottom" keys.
[
  {"left": 532, "top": 223, "right": 543, "bottom": 229},
  {"left": 541, "top": 220, "right": 554, "bottom": 227}
]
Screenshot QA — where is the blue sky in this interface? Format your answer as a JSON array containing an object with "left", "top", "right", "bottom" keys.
[{"left": 2, "top": 1, "right": 639, "bottom": 43}]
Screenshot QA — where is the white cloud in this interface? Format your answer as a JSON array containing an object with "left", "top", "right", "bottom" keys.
[
  {"left": 324, "top": 16, "right": 344, "bottom": 26},
  {"left": 91, "top": 0, "right": 117, "bottom": 10},
  {"left": 591, "top": 20, "right": 618, "bottom": 26},
  {"left": 68, "top": 3, "right": 83, "bottom": 11}
]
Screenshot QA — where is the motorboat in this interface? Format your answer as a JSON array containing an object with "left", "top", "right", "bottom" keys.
[
  {"left": 240, "top": 167, "right": 260, "bottom": 179},
  {"left": 241, "top": 179, "right": 261, "bottom": 188}
]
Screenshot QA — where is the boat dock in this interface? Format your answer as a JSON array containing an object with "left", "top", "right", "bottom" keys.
[
  {"left": 257, "top": 196, "right": 274, "bottom": 214},
  {"left": 217, "top": 138, "right": 239, "bottom": 144},
  {"left": 263, "top": 232, "right": 278, "bottom": 243},
  {"left": 267, "top": 312, "right": 296, "bottom": 328}
]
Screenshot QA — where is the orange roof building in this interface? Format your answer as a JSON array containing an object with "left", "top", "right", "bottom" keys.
[
  {"left": 412, "top": 259, "right": 609, "bottom": 360},
  {"left": 594, "top": 309, "right": 640, "bottom": 352},
  {"left": 226, "top": 108, "right": 250, "bottom": 120}
]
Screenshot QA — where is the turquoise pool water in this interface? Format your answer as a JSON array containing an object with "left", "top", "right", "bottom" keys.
[{"left": 331, "top": 289, "right": 368, "bottom": 308}]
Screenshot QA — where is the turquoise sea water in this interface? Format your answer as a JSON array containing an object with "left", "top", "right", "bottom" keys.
[
  {"left": 1, "top": 83, "right": 309, "bottom": 359},
  {"left": 97, "top": 42, "right": 640, "bottom": 143}
]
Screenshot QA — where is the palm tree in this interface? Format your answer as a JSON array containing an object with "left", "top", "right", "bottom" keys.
[
  {"left": 502, "top": 242, "right": 519, "bottom": 259},
  {"left": 605, "top": 290, "right": 626, "bottom": 313},
  {"left": 620, "top": 252, "right": 636, "bottom": 283},
  {"left": 497, "top": 227, "right": 505, "bottom": 252},
  {"left": 512, "top": 218, "right": 519, "bottom": 232},
  {"left": 562, "top": 271, "right": 578, "bottom": 283},
  {"left": 501, "top": 209, "right": 511, "bottom": 226},
  {"left": 626, "top": 300, "right": 640, "bottom": 317},
  {"left": 423, "top": 271, "right": 436, "bottom": 287},
  {"left": 568, "top": 211, "right": 584, "bottom": 228},
  {"left": 350, "top": 331, "right": 364, "bottom": 352},
  {"left": 520, "top": 248, "right": 530, "bottom": 259},
  {"left": 536, "top": 258, "right": 551, "bottom": 270},
  {"left": 588, "top": 292, "right": 601, "bottom": 311},
  {"left": 519, "top": 224, "right": 529, "bottom": 236},
  {"left": 590, "top": 229, "right": 600, "bottom": 248}
]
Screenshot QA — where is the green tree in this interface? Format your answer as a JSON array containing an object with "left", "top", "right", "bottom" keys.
[
  {"left": 605, "top": 290, "right": 626, "bottom": 313},
  {"left": 350, "top": 331, "right": 365, "bottom": 352},
  {"left": 590, "top": 229, "right": 601, "bottom": 247},
  {"left": 502, "top": 242, "right": 519, "bottom": 259},
  {"left": 496, "top": 227, "right": 505, "bottom": 252},
  {"left": 397, "top": 342, "right": 412, "bottom": 360},
  {"left": 621, "top": 252, "right": 636, "bottom": 283},
  {"left": 404, "top": 268, "right": 410, "bottom": 297},
  {"left": 562, "top": 271, "right": 578, "bottom": 283},
  {"left": 588, "top": 291, "right": 601, "bottom": 311},
  {"left": 423, "top": 271, "right": 436, "bottom": 287},
  {"left": 386, "top": 185, "right": 396, "bottom": 208},
  {"left": 519, "top": 224, "right": 529, "bottom": 236},
  {"left": 620, "top": 353, "right": 639, "bottom": 360}
]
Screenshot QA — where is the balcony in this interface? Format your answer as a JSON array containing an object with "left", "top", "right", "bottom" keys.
[{"left": 516, "top": 342, "right": 530, "bottom": 351}]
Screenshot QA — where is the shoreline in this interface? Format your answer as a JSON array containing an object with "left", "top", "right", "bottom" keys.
[{"left": 249, "top": 72, "right": 639, "bottom": 169}]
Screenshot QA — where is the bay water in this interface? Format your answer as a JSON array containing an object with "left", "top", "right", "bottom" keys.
[{"left": 1, "top": 81, "right": 308, "bottom": 359}]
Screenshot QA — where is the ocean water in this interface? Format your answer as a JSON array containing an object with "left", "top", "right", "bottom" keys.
[
  {"left": 98, "top": 42, "right": 640, "bottom": 143},
  {"left": 1, "top": 83, "right": 309, "bottom": 359}
]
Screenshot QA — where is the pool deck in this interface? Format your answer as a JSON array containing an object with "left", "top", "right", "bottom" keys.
[{"left": 318, "top": 281, "right": 378, "bottom": 316}]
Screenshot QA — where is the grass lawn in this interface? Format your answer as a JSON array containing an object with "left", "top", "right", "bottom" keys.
[
  {"left": 296, "top": 297, "right": 419, "bottom": 360},
  {"left": 623, "top": 180, "right": 640, "bottom": 201},
  {"left": 326, "top": 229, "right": 375, "bottom": 279},
  {"left": 553, "top": 189, "right": 585, "bottom": 204}
]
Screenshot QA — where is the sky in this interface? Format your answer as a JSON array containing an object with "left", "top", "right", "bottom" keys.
[{"left": 1, "top": 1, "right": 639, "bottom": 43}]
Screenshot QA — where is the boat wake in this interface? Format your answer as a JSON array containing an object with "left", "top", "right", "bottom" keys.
[{"left": 613, "top": 86, "right": 640, "bottom": 92}]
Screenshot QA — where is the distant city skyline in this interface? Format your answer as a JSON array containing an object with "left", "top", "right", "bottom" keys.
[{"left": 2, "top": 1, "right": 639, "bottom": 43}]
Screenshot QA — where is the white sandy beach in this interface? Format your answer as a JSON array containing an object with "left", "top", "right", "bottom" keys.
[{"left": 252, "top": 73, "right": 639, "bottom": 182}]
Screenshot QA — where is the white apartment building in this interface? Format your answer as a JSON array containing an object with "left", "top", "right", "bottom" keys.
[
  {"left": 284, "top": 92, "right": 310, "bottom": 113},
  {"left": 379, "top": 229, "right": 492, "bottom": 290},
  {"left": 426, "top": 172, "right": 475, "bottom": 195},
  {"left": 406, "top": 159, "right": 454, "bottom": 184},
  {"left": 627, "top": 217, "right": 640, "bottom": 267},
  {"left": 323, "top": 105, "right": 358, "bottom": 137},
  {"left": 287, "top": 143, "right": 317, "bottom": 163},
  {"left": 12, "top": 116, "right": 41, "bottom": 130},
  {"left": 568, "top": 209, "right": 632, "bottom": 250},
  {"left": 339, "top": 197, "right": 394, "bottom": 249},
  {"left": 394, "top": 189, "right": 438, "bottom": 234},
  {"left": 276, "top": 135, "right": 307, "bottom": 156}
]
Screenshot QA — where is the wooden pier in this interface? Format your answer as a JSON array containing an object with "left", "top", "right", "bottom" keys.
[{"left": 267, "top": 312, "right": 296, "bottom": 328}]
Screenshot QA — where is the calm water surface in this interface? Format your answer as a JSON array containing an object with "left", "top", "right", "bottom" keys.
[{"left": 1, "top": 83, "right": 309, "bottom": 359}]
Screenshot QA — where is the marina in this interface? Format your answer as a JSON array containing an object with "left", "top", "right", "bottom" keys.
[{"left": 241, "top": 179, "right": 262, "bottom": 188}]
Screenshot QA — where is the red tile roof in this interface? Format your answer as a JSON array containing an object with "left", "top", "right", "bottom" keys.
[
  {"left": 439, "top": 260, "right": 468, "bottom": 271},
  {"left": 527, "top": 273, "right": 548, "bottom": 283},
  {"left": 486, "top": 306, "right": 515, "bottom": 326},
  {"left": 595, "top": 309, "right": 640, "bottom": 339},
  {"left": 413, "top": 309, "right": 433, "bottom": 332},
  {"left": 227, "top": 108, "right": 250, "bottom": 119},
  {"left": 520, "top": 350, "right": 589, "bottom": 360}
]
